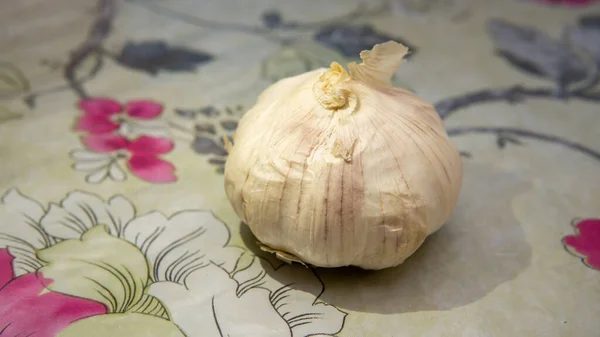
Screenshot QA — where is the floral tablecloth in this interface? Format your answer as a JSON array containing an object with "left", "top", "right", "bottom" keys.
[{"left": 1, "top": 0, "right": 599, "bottom": 336}]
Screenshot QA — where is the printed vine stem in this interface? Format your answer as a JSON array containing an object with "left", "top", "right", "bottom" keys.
[
  {"left": 20, "top": 0, "right": 117, "bottom": 106},
  {"left": 63, "top": 0, "right": 117, "bottom": 99},
  {"left": 23, "top": 55, "right": 104, "bottom": 107},
  {"left": 435, "top": 85, "right": 600, "bottom": 120},
  {"left": 435, "top": 68, "right": 600, "bottom": 162},
  {"left": 435, "top": 45, "right": 600, "bottom": 121},
  {"left": 446, "top": 127, "right": 600, "bottom": 162}
]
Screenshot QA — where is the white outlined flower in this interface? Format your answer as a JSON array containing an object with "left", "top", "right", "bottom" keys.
[
  {"left": 70, "top": 149, "right": 127, "bottom": 184},
  {"left": 0, "top": 188, "right": 347, "bottom": 337}
]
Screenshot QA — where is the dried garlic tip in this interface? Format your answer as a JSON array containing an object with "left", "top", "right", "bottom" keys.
[
  {"left": 312, "top": 62, "right": 356, "bottom": 111},
  {"left": 224, "top": 41, "right": 463, "bottom": 270}
]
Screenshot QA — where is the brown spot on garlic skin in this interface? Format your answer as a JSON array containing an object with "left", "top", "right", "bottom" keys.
[
  {"left": 339, "top": 165, "right": 345, "bottom": 257},
  {"left": 323, "top": 163, "right": 332, "bottom": 264},
  {"left": 223, "top": 135, "right": 233, "bottom": 153},
  {"left": 350, "top": 149, "right": 365, "bottom": 265}
]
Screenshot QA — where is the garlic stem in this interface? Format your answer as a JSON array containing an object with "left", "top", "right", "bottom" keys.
[{"left": 348, "top": 41, "right": 410, "bottom": 88}]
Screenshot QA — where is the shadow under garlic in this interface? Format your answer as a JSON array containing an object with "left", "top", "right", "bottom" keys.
[{"left": 240, "top": 161, "right": 533, "bottom": 314}]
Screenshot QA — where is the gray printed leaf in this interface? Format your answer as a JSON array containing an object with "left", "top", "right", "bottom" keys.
[
  {"left": 115, "top": 40, "right": 214, "bottom": 75},
  {"left": 487, "top": 19, "right": 590, "bottom": 85},
  {"left": 565, "top": 15, "right": 600, "bottom": 64}
]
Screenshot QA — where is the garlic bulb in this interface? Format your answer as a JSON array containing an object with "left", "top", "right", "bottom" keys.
[{"left": 223, "top": 41, "right": 463, "bottom": 270}]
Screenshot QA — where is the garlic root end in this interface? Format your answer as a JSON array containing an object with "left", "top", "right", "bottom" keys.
[
  {"left": 257, "top": 241, "right": 309, "bottom": 267},
  {"left": 223, "top": 135, "right": 233, "bottom": 153}
]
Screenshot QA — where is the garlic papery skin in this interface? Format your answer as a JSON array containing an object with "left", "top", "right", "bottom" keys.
[{"left": 224, "top": 41, "right": 463, "bottom": 270}]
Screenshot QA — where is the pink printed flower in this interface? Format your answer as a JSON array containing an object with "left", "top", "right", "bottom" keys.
[
  {"left": 80, "top": 134, "right": 176, "bottom": 183},
  {"left": 69, "top": 97, "right": 176, "bottom": 184},
  {"left": 0, "top": 249, "right": 107, "bottom": 336},
  {"left": 563, "top": 218, "right": 600, "bottom": 270},
  {"left": 533, "top": 0, "right": 598, "bottom": 6},
  {"left": 75, "top": 98, "right": 164, "bottom": 134}
]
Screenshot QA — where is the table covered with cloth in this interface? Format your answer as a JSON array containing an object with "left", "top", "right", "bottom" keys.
[{"left": 1, "top": 0, "right": 599, "bottom": 336}]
